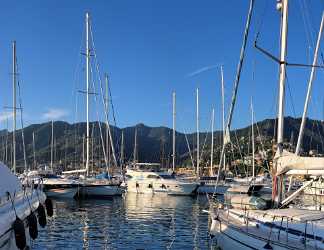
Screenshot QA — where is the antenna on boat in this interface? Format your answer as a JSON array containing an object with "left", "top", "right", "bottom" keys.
[
  {"left": 85, "top": 12, "right": 90, "bottom": 176},
  {"left": 196, "top": 88, "right": 200, "bottom": 177},
  {"left": 295, "top": 12, "right": 324, "bottom": 155},
  {"left": 172, "top": 91, "right": 176, "bottom": 172},
  {"left": 12, "top": 41, "right": 17, "bottom": 174},
  {"left": 210, "top": 108, "right": 215, "bottom": 176}
]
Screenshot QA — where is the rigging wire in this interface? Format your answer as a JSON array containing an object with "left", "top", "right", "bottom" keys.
[{"left": 89, "top": 23, "right": 119, "bottom": 168}]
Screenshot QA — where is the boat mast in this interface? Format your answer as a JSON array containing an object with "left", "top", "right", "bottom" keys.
[
  {"left": 276, "top": 0, "right": 288, "bottom": 147},
  {"left": 134, "top": 127, "right": 138, "bottom": 164},
  {"left": 295, "top": 12, "right": 324, "bottom": 155},
  {"left": 215, "top": 0, "right": 254, "bottom": 186},
  {"left": 85, "top": 12, "right": 90, "bottom": 176},
  {"left": 251, "top": 99, "right": 255, "bottom": 180},
  {"left": 105, "top": 74, "right": 110, "bottom": 169},
  {"left": 51, "top": 120, "right": 54, "bottom": 170},
  {"left": 221, "top": 66, "right": 226, "bottom": 171},
  {"left": 33, "top": 132, "right": 36, "bottom": 169},
  {"left": 121, "top": 130, "right": 124, "bottom": 167},
  {"left": 172, "top": 91, "right": 176, "bottom": 172},
  {"left": 210, "top": 108, "right": 215, "bottom": 176},
  {"left": 196, "top": 88, "right": 200, "bottom": 177},
  {"left": 275, "top": 0, "right": 288, "bottom": 204},
  {"left": 12, "top": 41, "right": 17, "bottom": 173}
]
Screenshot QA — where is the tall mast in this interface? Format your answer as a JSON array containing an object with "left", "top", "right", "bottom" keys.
[
  {"left": 51, "top": 120, "right": 54, "bottom": 170},
  {"left": 295, "top": 12, "right": 324, "bottom": 155},
  {"left": 105, "top": 74, "right": 110, "bottom": 167},
  {"left": 196, "top": 88, "right": 199, "bottom": 177},
  {"left": 210, "top": 108, "right": 215, "bottom": 176},
  {"left": 82, "top": 134, "right": 85, "bottom": 168},
  {"left": 215, "top": 0, "right": 254, "bottom": 187},
  {"left": 274, "top": 0, "right": 289, "bottom": 205},
  {"left": 172, "top": 91, "right": 176, "bottom": 172},
  {"left": 134, "top": 127, "right": 138, "bottom": 163},
  {"left": 276, "top": 0, "right": 288, "bottom": 147},
  {"left": 12, "top": 41, "right": 17, "bottom": 173},
  {"left": 33, "top": 132, "right": 36, "bottom": 170},
  {"left": 251, "top": 100, "right": 255, "bottom": 180},
  {"left": 121, "top": 130, "right": 124, "bottom": 166},
  {"left": 85, "top": 12, "right": 90, "bottom": 176},
  {"left": 221, "top": 66, "right": 226, "bottom": 170}
]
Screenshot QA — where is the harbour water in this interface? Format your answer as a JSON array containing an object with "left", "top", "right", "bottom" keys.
[{"left": 33, "top": 194, "right": 214, "bottom": 249}]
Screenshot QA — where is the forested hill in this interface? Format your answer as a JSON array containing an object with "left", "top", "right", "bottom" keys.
[{"left": 0, "top": 116, "right": 323, "bottom": 170}]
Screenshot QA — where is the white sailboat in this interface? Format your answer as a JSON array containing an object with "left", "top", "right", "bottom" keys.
[
  {"left": 209, "top": 1, "right": 324, "bottom": 249},
  {"left": 77, "top": 12, "right": 123, "bottom": 198}
]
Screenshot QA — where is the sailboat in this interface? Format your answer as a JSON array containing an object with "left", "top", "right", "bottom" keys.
[
  {"left": 0, "top": 41, "right": 49, "bottom": 250},
  {"left": 196, "top": 79, "right": 231, "bottom": 195},
  {"left": 75, "top": 12, "right": 123, "bottom": 198},
  {"left": 209, "top": 1, "right": 324, "bottom": 249}
]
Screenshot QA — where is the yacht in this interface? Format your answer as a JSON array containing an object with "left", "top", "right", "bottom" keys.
[
  {"left": 0, "top": 163, "right": 48, "bottom": 250},
  {"left": 23, "top": 170, "right": 81, "bottom": 199},
  {"left": 126, "top": 163, "right": 198, "bottom": 195}
]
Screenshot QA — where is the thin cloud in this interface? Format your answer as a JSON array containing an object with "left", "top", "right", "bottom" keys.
[
  {"left": 0, "top": 111, "right": 13, "bottom": 123},
  {"left": 42, "top": 108, "right": 69, "bottom": 120},
  {"left": 186, "top": 64, "right": 221, "bottom": 78}
]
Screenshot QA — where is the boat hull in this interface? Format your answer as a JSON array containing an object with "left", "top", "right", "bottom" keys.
[
  {"left": 127, "top": 180, "right": 198, "bottom": 195},
  {"left": 44, "top": 186, "right": 79, "bottom": 199},
  {"left": 197, "top": 184, "right": 229, "bottom": 194},
  {"left": 79, "top": 184, "right": 123, "bottom": 198},
  {"left": 0, "top": 189, "right": 46, "bottom": 250},
  {"left": 210, "top": 218, "right": 289, "bottom": 250}
]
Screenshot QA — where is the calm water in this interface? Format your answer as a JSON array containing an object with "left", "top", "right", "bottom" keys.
[{"left": 32, "top": 194, "right": 215, "bottom": 249}]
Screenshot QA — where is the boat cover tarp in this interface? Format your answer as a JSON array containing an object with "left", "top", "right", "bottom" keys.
[{"left": 0, "top": 162, "right": 22, "bottom": 197}]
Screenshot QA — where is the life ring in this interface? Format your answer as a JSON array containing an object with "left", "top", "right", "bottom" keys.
[
  {"left": 27, "top": 212, "right": 38, "bottom": 240},
  {"left": 13, "top": 217, "right": 26, "bottom": 249},
  {"left": 45, "top": 198, "right": 53, "bottom": 217},
  {"left": 37, "top": 204, "right": 47, "bottom": 228}
]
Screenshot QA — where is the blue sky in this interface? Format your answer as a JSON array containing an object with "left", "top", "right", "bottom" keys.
[{"left": 0, "top": 0, "right": 324, "bottom": 133}]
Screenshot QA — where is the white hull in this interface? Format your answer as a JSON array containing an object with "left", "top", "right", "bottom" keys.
[
  {"left": 210, "top": 219, "right": 289, "bottom": 250},
  {"left": 127, "top": 180, "right": 197, "bottom": 195},
  {"left": 209, "top": 208, "right": 324, "bottom": 250},
  {"left": 79, "top": 184, "right": 123, "bottom": 197},
  {"left": 45, "top": 187, "right": 79, "bottom": 199},
  {"left": 0, "top": 189, "right": 46, "bottom": 250}
]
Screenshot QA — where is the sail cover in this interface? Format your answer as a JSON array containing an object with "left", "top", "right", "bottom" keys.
[{"left": 275, "top": 149, "right": 324, "bottom": 175}]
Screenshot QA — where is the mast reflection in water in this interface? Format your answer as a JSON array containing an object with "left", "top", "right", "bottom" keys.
[{"left": 33, "top": 194, "right": 214, "bottom": 249}]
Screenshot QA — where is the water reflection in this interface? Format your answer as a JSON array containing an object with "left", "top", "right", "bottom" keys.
[{"left": 33, "top": 194, "right": 213, "bottom": 249}]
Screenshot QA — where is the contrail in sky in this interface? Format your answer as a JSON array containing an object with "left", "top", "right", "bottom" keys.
[{"left": 186, "top": 64, "right": 222, "bottom": 78}]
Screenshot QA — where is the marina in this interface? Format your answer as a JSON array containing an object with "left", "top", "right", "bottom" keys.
[{"left": 1, "top": 0, "right": 324, "bottom": 249}]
